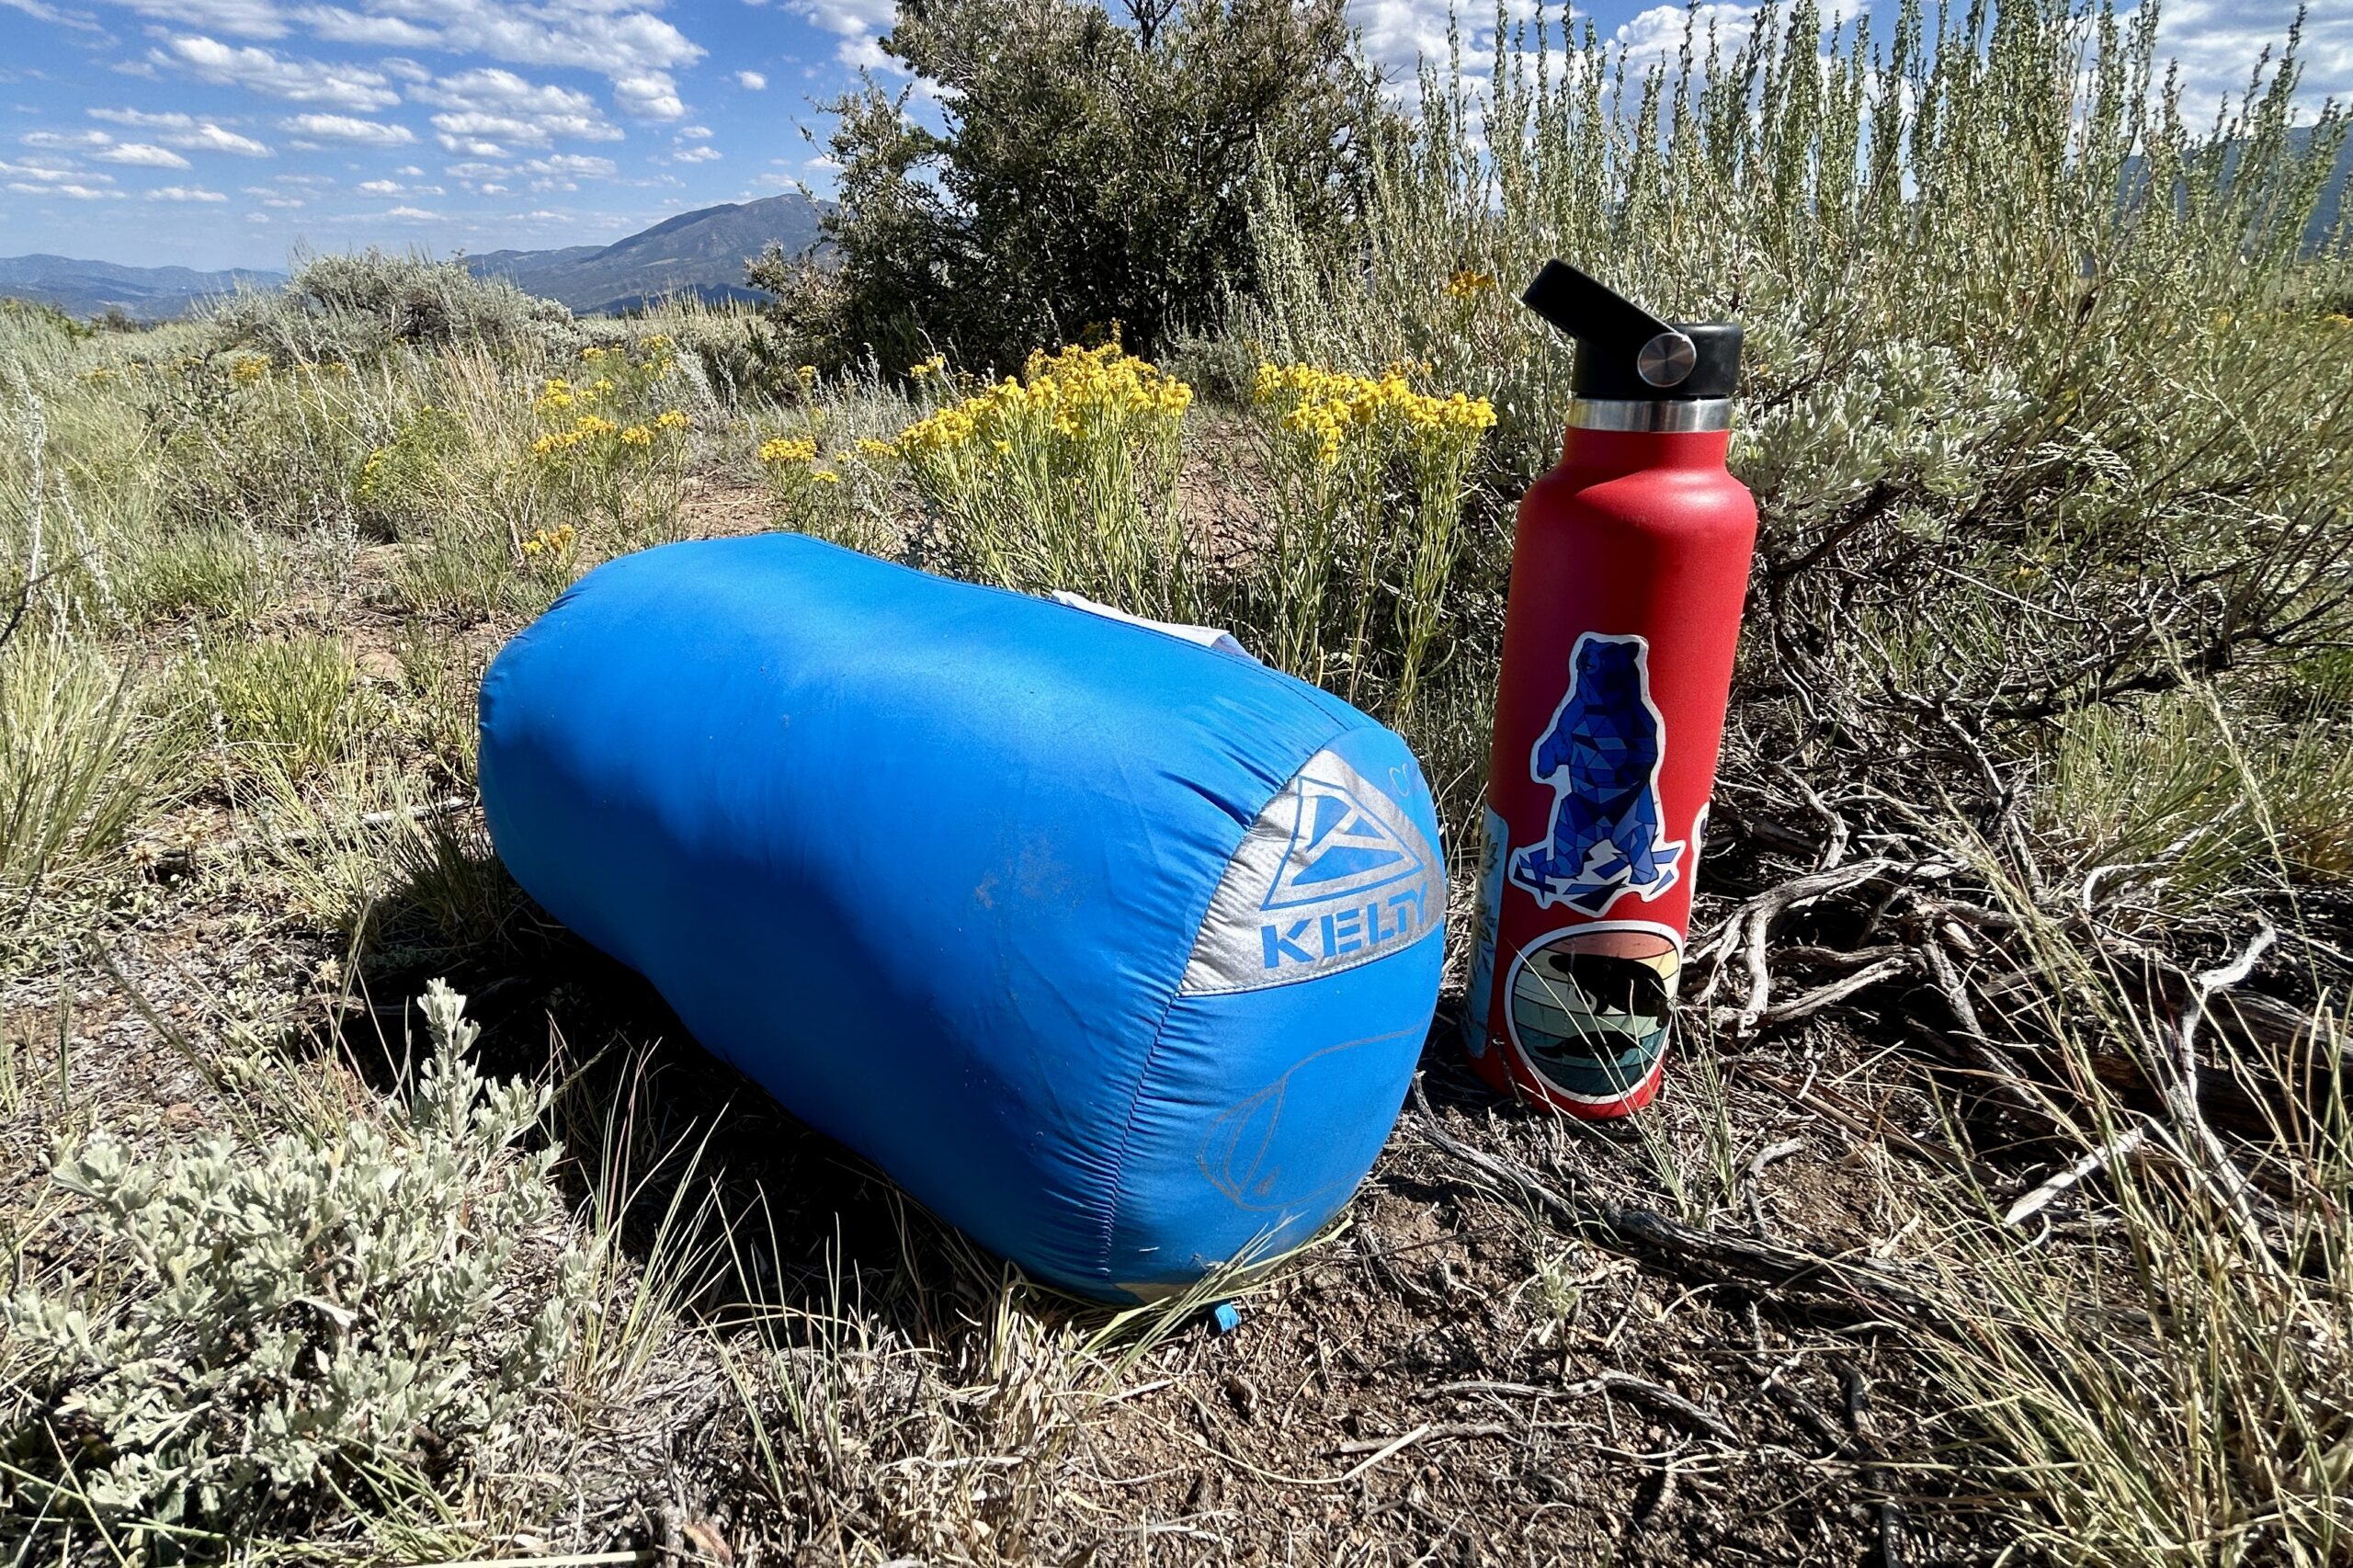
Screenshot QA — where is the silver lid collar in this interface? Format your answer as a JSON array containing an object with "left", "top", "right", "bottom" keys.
[{"left": 1569, "top": 397, "right": 1733, "bottom": 433}]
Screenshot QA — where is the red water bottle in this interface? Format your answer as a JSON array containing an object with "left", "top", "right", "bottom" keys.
[{"left": 1461, "top": 262, "right": 1757, "bottom": 1117}]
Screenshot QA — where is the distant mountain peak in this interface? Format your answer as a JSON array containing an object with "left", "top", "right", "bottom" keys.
[{"left": 0, "top": 191, "right": 830, "bottom": 321}]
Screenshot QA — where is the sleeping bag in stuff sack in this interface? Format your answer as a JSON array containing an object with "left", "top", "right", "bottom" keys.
[{"left": 477, "top": 532, "right": 1447, "bottom": 1301}]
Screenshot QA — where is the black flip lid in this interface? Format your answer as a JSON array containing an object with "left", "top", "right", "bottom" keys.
[{"left": 1521, "top": 259, "right": 1742, "bottom": 401}]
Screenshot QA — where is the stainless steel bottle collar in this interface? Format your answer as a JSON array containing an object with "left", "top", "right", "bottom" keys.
[{"left": 1569, "top": 397, "right": 1733, "bottom": 433}]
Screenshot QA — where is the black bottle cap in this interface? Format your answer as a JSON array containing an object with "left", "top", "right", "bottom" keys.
[{"left": 1521, "top": 259, "right": 1742, "bottom": 401}]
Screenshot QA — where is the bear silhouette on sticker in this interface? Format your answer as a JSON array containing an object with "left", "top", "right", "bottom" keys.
[{"left": 1510, "top": 633, "right": 1684, "bottom": 915}]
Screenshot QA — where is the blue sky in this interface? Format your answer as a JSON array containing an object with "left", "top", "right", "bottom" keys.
[{"left": 0, "top": 0, "right": 2338, "bottom": 271}]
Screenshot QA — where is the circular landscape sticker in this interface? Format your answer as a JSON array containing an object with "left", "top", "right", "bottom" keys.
[{"left": 1505, "top": 925, "right": 1680, "bottom": 1105}]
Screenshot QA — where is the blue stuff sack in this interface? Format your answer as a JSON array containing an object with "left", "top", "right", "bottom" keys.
[{"left": 478, "top": 534, "right": 1446, "bottom": 1300}]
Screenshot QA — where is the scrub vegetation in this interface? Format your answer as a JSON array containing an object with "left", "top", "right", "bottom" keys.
[{"left": 4, "top": 0, "right": 2352, "bottom": 1562}]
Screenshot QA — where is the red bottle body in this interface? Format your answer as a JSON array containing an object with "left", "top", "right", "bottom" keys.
[{"left": 1461, "top": 422, "right": 1758, "bottom": 1116}]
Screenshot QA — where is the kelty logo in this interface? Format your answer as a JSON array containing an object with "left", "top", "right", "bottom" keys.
[
  {"left": 1510, "top": 632, "right": 1684, "bottom": 916},
  {"left": 1180, "top": 750, "right": 1444, "bottom": 995}
]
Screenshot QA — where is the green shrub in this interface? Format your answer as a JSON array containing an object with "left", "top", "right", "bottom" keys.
[
  {"left": 194, "top": 633, "right": 369, "bottom": 780},
  {"left": 2, "top": 981, "right": 585, "bottom": 1550},
  {"left": 1242, "top": 361, "right": 1495, "bottom": 712},
  {"left": 775, "top": 0, "right": 1389, "bottom": 370},
  {"left": 211, "top": 248, "right": 577, "bottom": 366},
  {"left": 868, "top": 341, "right": 1199, "bottom": 617},
  {"left": 392, "top": 625, "right": 483, "bottom": 785},
  {"left": 150, "top": 358, "right": 377, "bottom": 539},
  {"left": 119, "top": 523, "right": 274, "bottom": 622},
  {"left": 0, "top": 635, "right": 165, "bottom": 925},
  {"left": 1234, "top": 0, "right": 2353, "bottom": 773},
  {"left": 355, "top": 401, "right": 469, "bottom": 540}
]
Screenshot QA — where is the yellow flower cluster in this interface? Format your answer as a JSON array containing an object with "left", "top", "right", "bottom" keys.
[
  {"left": 908, "top": 354, "right": 947, "bottom": 380},
  {"left": 229, "top": 356, "right": 268, "bottom": 386},
  {"left": 656, "top": 409, "right": 690, "bottom": 432},
  {"left": 521, "top": 522, "right": 578, "bottom": 557},
  {"left": 536, "top": 377, "right": 580, "bottom": 415},
  {"left": 757, "top": 431, "right": 843, "bottom": 491},
  {"left": 531, "top": 414, "right": 620, "bottom": 457},
  {"left": 1252, "top": 362, "right": 1496, "bottom": 466},
  {"left": 620, "top": 425, "right": 653, "bottom": 447},
  {"left": 888, "top": 342, "right": 1193, "bottom": 459},
  {"left": 1444, "top": 267, "right": 1499, "bottom": 300}
]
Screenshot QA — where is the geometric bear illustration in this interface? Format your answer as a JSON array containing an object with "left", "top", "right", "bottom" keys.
[{"left": 1508, "top": 632, "right": 1684, "bottom": 915}]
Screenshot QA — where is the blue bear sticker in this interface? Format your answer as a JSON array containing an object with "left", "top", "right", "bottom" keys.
[{"left": 1509, "top": 633, "right": 1684, "bottom": 915}]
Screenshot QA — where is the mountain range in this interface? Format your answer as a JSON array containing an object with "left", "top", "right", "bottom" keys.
[{"left": 0, "top": 193, "right": 828, "bottom": 320}]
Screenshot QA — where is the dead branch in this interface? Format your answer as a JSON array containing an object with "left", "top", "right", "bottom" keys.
[{"left": 1408, "top": 1076, "right": 1947, "bottom": 1325}]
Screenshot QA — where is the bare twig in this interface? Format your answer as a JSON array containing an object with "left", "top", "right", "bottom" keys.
[
  {"left": 2158, "top": 921, "right": 2279, "bottom": 1261},
  {"left": 1840, "top": 1362, "right": 1908, "bottom": 1568},
  {"left": 1409, "top": 1076, "right": 1945, "bottom": 1324},
  {"left": 2003, "top": 1124, "right": 2152, "bottom": 1227},
  {"left": 1416, "top": 1375, "right": 1738, "bottom": 1443}
]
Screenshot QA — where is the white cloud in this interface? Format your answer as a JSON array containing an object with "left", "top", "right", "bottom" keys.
[
  {"left": 1, "top": 0, "right": 108, "bottom": 32},
  {"left": 88, "top": 107, "right": 195, "bottom": 127},
  {"left": 22, "top": 130, "right": 112, "bottom": 149},
  {"left": 2132, "top": 0, "right": 2353, "bottom": 118},
  {"left": 285, "top": 0, "right": 702, "bottom": 88},
  {"left": 148, "top": 184, "right": 227, "bottom": 199},
  {"left": 6, "top": 180, "right": 122, "bottom": 198},
  {"left": 672, "top": 143, "right": 718, "bottom": 162},
  {"left": 294, "top": 6, "right": 437, "bottom": 47},
  {"left": 93, "top": 141, "right": 192, "bottom": 166},
  {"left": 1610, "top": 2, "right": 1754, "bottom": 66},
  {"left": 279, "top": 110, "right": 415, "bottom": 143},
  {"left": 357, "top": 176, "right": 400, "bottom": 191},
  {"left": 169, "top": 122, "right": 274, "bottom": 154},
  {"left": 383, "top": 202, "right": 438, "bottom": 218},
  {"left": 790, "top": 0, "right": 894, "bottom": 68},
  {"left": 0, "top": 158, "right": 111, "bottom": 182},
  {"left": 527, "top": 152, "right": 613, "bottom": 176},
  {"left": 612, "top": 69, "right": 682, "bottom": 119},
  {"left": 155, "top": 34, "right": 400, "bottom": 109},
  {"left": 677, "top": 123, "right": 711, "bottom": 139},
  {"left": 443, "top": 159, "right": 506, "bottom": 177},
  {"left": 734, "top": 70, "right": 766, "bottom": 90},
  {"left": 393, "top": 162, "right": 421, "bottom": 174},
  {"left": 107, "top": 0, "right": 287, "bottom": 39},
  {"left": 413, "top": 66, "right": 621, "bottom": 148}
]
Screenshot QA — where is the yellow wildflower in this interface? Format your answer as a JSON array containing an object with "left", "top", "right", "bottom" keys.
[
  {"left": 655, "top": 409, "right": 690, "bottom": 431},
  {"left": 520, "top": 522, "right": 578, "bottom": 557},
  {"left": 1253, "top": 360, "right": 1495, "bottom": 467},
  {"left": 620, "top": 425, "right": 654, "bottom": 446},
  {"left": 229, "top": 356, "right": 267, "bottom": 386},
  {"left": 1444, "top": 267, "right": 1499, "bottom": 300},
  {"left": 888, "top": 341, "right": 1191, "bottom": 461},
  {"left": 759, "top": 435, "right": 819, "bottom": 465},
  {"left": 812, "top": 469, "right": 841, "bottom": 484},
  {"left": 908, "top": 354, "right": 947, "bottom": 380}
]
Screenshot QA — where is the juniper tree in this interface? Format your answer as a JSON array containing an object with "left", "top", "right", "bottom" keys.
[{"left": 756, "top": 0, "right": 1391, "bottom": 371}]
